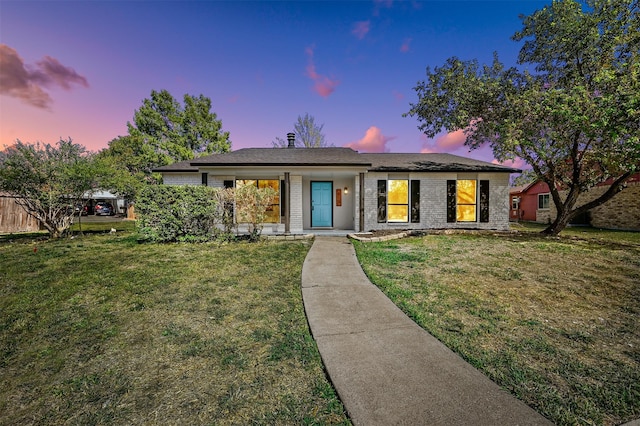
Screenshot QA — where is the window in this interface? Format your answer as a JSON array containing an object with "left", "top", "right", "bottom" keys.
[
  {"left": 236, "top": 179, "right": 280, "bottom": 223},
  {"left": 538, "top": 193, "right": 550, "bottom": 209},
  {"left": 377, "top": 180, "right": 420, "bottom": 223},
  {"left": 447, "top": 180, "right": 490, "bottom": 223},
  {"left": 388, "top": 180, "right": 409, "bottom": 222},
  {"left": 512, "top": 197, "right": 519, "bottom": 210},
  {"left": 201, "top": 173, "right": 208, "bottom": 186}
]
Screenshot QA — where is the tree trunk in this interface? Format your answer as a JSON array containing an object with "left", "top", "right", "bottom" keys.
[{"left": 542, "top": 210, "right": 572, "bottom": 235}]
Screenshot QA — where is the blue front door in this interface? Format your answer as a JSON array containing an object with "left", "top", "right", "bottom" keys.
[{"left": 311, "top": 181, "right": 332, "bottom": 227}]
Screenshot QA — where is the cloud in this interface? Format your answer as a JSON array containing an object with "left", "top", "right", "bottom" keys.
[
  {"left": 345, "top": 126, "right": 395, "bottom": 153},
  {"left": 400, "top": 38, "right": 412, "bottom": 53},
  {"left": 0, "top": 44, "right": 88, "bottom": 109},
  {"left": 305, "top": 45, "right": 339, "bottom": 98},
  {"left": 352, "top": 21, "right": 370, "bottom": 39},
  {"left": 492, "top": 157, "right": 529, "bottom": 170},
  {"left": 392, "top": 90, "right": 404, "bottom": 101}
]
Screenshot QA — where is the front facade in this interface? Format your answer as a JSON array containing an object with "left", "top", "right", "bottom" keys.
[{"left": 157, "top": 147, "right": 518, "bottom": 234}]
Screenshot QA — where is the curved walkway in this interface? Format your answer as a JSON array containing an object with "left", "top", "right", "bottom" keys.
[{"left": 301, "top": 237, "right": 552, "bottom": 426}]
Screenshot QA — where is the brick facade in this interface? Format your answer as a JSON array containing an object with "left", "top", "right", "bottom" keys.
[{"left": 544, "top": 181, "right": 640, "bottom": 231}]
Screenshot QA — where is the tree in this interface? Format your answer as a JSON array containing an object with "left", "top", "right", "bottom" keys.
[
  {"left": 102, "top": 89, "right": 232, "bottom": 185},
  {"left": 272, "top": 113, "right": 331, "bottom": 147},
  {"left": 406, "top": 0, "right": 639, "bottom": 235},
  {"left": 0, "top": 139, "right": 107, "bottom": 238}
]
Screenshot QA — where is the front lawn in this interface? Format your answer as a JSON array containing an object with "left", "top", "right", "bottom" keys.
[
  {"left": 353, "top": 231, "right": 639, "bottom": 426},
  {"left": 0, "top": 233, "right": 349, "bottom": 425}
]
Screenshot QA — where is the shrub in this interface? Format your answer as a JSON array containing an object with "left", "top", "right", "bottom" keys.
[{"left": 136, "top": 185, "right": 225, "bottom": 243}]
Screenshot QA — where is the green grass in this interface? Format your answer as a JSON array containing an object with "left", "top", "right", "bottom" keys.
[
  {"left": 512, "top": 221, "right": 640, "bottom": 245},
  {"left": 353, "top": 230, "right": 640, "bottom": 426},
  {"left": 0, "top": 232, "right": 349, "bottom": 425}
]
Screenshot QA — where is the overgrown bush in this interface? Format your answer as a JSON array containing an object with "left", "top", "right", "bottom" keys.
[
  {"left": 235, "top": 184, "right": 278, "bottom": 241},
  {"left": 136, "top": 185, "right": 225, "bottom": 243},
  {"left": 136, "top": 185, "right": 278, "bottom": 243}
]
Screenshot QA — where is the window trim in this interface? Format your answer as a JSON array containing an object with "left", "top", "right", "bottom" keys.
[
  {"left": 446, "top": 179, "right": 490, "bottom": 223},
  {"left": 377, "top": 179, "right": 420, "bottom": 224},
  {"left": 538, "top": 193, "right": 550, "bottom": 210}
]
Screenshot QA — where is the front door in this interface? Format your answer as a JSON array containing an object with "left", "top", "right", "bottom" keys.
[{"left": 311, "top": 181, "right": 332, "bottom": 227}]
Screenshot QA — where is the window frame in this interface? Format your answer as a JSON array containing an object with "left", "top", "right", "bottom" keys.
[
  {"left": 538, "top": 193, "right": 550, "bottom": 210},
  {"left": 447, "top": 179, "right": 490, "bottom": 223},
  {"left": 377, "top": 179, "right": 420, "bottom": 224}
]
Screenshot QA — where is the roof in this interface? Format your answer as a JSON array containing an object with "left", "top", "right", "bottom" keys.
[
  {"left": 154, "top": 148, "right": 520, "bottom": 173},
  {"left": 190, "top": 147, "right": 371, "bottom": 166},
  {"left": 361, "top": 153, "right": 520, "bottom": 173}
]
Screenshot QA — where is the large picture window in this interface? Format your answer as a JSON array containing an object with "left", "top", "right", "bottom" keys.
[
  {"left": 447, "top": 180, "right": 490, "bottom": 223},
  {"left": 236, "top": 179, "right": 280, "bottom": 223},
  {"left": 377, "top": 180, "right": 420, "bottom": 223}
]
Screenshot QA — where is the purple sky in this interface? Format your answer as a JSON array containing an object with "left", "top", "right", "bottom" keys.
[{"left": 1, "top": 1, "right": 548, "bottom": 168}]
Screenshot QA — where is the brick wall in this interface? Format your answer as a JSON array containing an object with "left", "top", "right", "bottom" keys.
[
  {"left": 543, "top": 181, "right": 640, "bottom": 230},
  {"left": 162, "top": 173, "right": 201, "bottom": 186},
  {"left": 362, "top": 172, "right": 512, "bottom": 232},
  {"left": 289, "top": 175, "right": 303, "bottom": 233}
]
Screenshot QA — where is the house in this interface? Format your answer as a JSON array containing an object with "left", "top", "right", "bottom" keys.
[
  {"left": 155, "top": 142, "right": 519, "bottom": 234},
  {"left": 509, "top": 174, "right": 640, "bottom": 230}
]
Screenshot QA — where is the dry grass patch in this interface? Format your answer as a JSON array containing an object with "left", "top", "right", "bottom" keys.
[
  {"left": 353, "top": 231, "right": 639, "bottom": 426},
  {"left": 0, "top": 233, "right": 349, "bottom": 425}
]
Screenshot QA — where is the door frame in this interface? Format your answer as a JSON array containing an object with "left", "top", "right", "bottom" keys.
[{"left": 310, "top": 181, "right": 333, "bottom": 228}]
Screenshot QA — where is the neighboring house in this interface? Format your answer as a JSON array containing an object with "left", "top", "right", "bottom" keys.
[
  {"left": 155, "top": 146, "right": 519, "bottom": 234},
  {"left": 0, "top": 192, "right": 41, "bottom": 233},
  {"left": 509, "top": 173, "right": 640, "bottom": 230}
]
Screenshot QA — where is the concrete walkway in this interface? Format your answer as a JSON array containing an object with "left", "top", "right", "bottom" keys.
[{"left": 301, "top": 237, "right": 552, "bottom": 426}]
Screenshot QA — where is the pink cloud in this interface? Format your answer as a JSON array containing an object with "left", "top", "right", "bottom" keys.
[
  {"left": 492, "top": 157, "right": 529, "bottom": 170},
  {"left": 392, "top": 90, "right": 404, "bottom": 101},
  {"left": 0, "top": 44, "right": 88, "bottom": 109},
  {"left": 352, "top": 21, "right": 370, "bottom": 39},
  {"left": 305, "top": 45, "right": 340, "bottom": 98},
  {"left": 434, "top": 129, "right": 466, "bottom": 150},
  {"left": 345, "top": 126, "right": 395, "bottom": 153},
  {"left": 400, "top": 38, "right": 412, "bottom": 53}
]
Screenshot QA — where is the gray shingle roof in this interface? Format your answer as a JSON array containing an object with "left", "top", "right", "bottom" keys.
[
  {"left": 361, "top": 153, "right": 520, "bottom": 173},
  {"left": 190, "top": 147, "right": 370, "bottom": 166},
  {"left": 154, "top": 148, "right": 520, "bottom": 173}
]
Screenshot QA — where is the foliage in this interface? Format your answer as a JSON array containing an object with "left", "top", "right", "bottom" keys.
[
  {"left": 136, "top": 184, "right": 277, "bottom": 243},
  {"left": 234, "top": 183, "right": 278, "bottom": 241},
  {"left": 510, "top": 169, "right": 538, "bottom": 187},
  {"left": 0, "top": 139, "right": 108, "bottom": 238},
  {"left": 100, "top": 89, "right": 231, "bottom": 186},
  {"left": 273, "top": 113, "right": 331, "bottom": 147},
  {"left": 136, "top": 185, "right": 226, "bottom": 243},
  {"left": 406, "top": 0, "right": 640, "bottom": 235}
]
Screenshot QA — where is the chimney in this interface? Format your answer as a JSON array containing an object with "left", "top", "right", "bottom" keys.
[{"left": 286, "top": 132, "right": 296, "bottom": 148}]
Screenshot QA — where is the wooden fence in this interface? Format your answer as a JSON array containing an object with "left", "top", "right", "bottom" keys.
[{"left": 0, "top": 195, "right": 42, "bottom": 233}]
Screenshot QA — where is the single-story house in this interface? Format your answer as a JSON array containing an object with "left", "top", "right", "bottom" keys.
[
  {"left": 155, "top": 144, "right": 520, "bottom": 234},
  {"left": 509, "top": 173, "right": 640, "bottom": 230}
]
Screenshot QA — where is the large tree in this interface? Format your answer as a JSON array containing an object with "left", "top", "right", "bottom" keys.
[
  {"left": 0, "top": 139, "right": 108, "bottom": 238},
  {"left": 272, "top": 113, "right": 331, "bottom": 147},
  {"left": 102, "top": 89, "right": 231, "bottom": 184},
  {"left": 406, "top": 0, "right": 639, "bottom": 235}
]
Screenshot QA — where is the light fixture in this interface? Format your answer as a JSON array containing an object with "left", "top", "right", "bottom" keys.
[{"left": 344, "top": 187, "right": 348, "bottom": 194}]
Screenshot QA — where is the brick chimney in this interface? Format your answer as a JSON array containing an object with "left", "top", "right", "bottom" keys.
[{"left": 287, "top": 132, "right": 296, "bottom": 148}]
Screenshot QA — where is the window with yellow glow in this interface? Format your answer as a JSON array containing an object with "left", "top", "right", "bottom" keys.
[
  {"left": 235, "top": 179, "right": 280, "bottom": 223},
  {"left": 388, "top": 180, "right": 409, "bottom": 222},
  {"left": 456, "top": 180, "right": 476, "bottom": 222}
]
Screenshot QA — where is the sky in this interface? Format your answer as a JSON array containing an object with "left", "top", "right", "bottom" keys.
[{"left": 1, "top": 0, "right": 549, "bottom": 168}]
